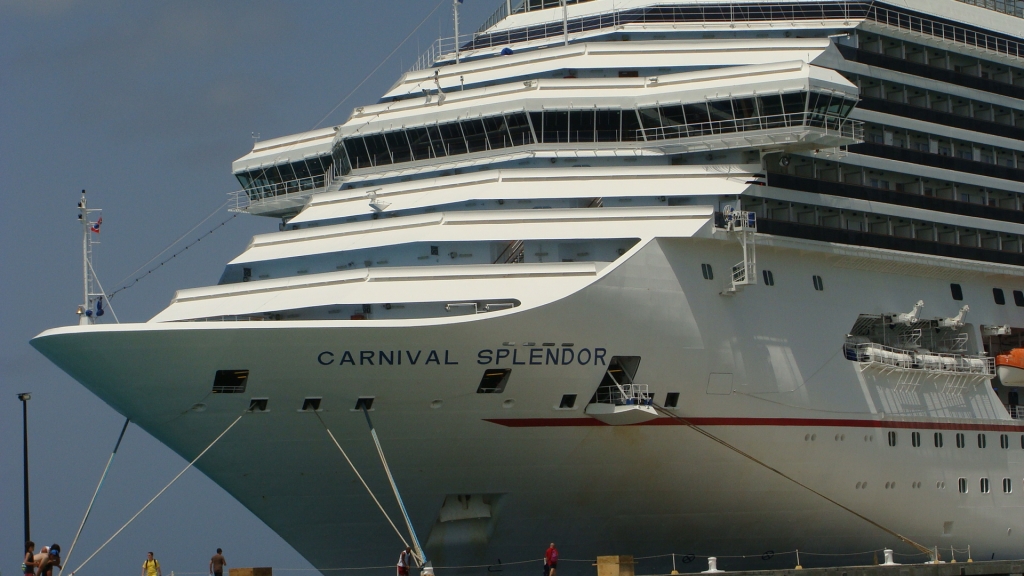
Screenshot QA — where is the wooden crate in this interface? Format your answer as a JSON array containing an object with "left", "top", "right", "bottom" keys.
[{"left": 596, "top": 556, "right": 634, "bottom": 576}]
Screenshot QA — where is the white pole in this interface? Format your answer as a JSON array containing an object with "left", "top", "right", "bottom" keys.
[
  {"left": 79, "top": 191, "right": 91, "bottom": 325},
  {"left": 454, "top": 0, "right": 461, "bottom": 64},
  {"left": 562, "top": 0, "right": 569, "bottom": 46}
]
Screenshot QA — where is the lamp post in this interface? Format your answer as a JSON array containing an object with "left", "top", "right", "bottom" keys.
[{"left": 18, "top": 392, "right": 31, "bottom": 543}]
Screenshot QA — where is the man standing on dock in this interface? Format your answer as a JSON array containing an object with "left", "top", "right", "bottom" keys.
[
  {"left": 397, "top": 546, "right": 413, "bottom": 576},
  {"left": 142, "top": 552, "right": 162, "bottom": 576},
  {"left": 210, "top": 548, "right": 227, "bottom": 576},
  {"left": 545, "top": 543, "right": 559, "bottom": 576}
]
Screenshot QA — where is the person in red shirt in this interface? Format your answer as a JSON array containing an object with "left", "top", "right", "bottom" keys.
[{"left": 544, "top": 543, "right": 559, "bottom": 576}]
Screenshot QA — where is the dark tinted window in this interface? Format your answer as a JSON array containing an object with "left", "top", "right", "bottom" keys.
[
  {"left": 664, "top": 392, "right": 680, "bottom": 408},
  {"left": 569, "top": 110, "right": 595, "bottom": 143},
  {"left": 595, "top": 110, "right": 621, "bottom": 142},
  {"left": 951, "top": 283, "right": 964, "bottom": 301},
  {"left": 994, "top": 288, "right": 1006, "bottom": 305},
  {"left": 621, "top": 109, "right": 643, "bottom": 141},
  {"left": 1013, "top": 290, "right": 1024, "bottom": 307}
]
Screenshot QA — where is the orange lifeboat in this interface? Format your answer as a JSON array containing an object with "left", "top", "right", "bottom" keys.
[{"left": 995, "top": 348, "right": 1024, "bottom": 386}]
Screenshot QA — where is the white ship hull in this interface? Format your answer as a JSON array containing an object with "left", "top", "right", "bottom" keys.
[{"left": 33, "top": 238, "right": 1024, "bottom": 569}]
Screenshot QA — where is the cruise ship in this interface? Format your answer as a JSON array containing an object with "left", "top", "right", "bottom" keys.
[{"left": 32, "top": 0, "right": 1024, "bottom": 571}]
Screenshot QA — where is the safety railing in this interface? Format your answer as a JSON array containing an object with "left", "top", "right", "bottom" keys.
[
  {"left": 638, "top": 112, "right": 862, "bottom": 143},
  {"left": 412, "top": 1, "right": 1023, "bottom": 72},
  {"left": 229, "top": 172, "right": 333, "bottom": 212},
  {"left": 1007, "top": 404, "right": 1024, "bottom": 419},
  {"left": 592, "top": 383, "right": 653, "bottom": 406},
  {"left": 844, "top": 342, "right": 995, "bottom": 375}
]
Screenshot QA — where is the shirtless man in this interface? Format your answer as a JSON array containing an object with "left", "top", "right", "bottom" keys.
[
  {"left": 210, "top": 548, "right": 227, "bottom": 576},
  {"left": 37, "top": 545, "right": 61, "bottom": 576}
]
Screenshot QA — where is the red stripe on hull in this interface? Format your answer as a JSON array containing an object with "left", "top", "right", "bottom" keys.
[{"left": 484, "top": 416, "right": 1024, "bottom": 432}]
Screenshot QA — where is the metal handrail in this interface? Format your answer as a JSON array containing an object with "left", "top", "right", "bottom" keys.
[
  {"left": 411, "top": 1, "right": 1022, "bottom": 71},
  {"left": 638, "top": 112, "right": 861, "bottom": 142},
  {"left": 843, "top": 342, "right": 995, "bottom": 375}
]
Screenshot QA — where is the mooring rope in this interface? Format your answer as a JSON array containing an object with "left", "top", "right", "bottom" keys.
[
  {"left": 68, "top": 413, "right": 244, "bottom": 575},
  {"left": 650, "top": 404, "right": 934, "bottom": 557},
  {"left": 313, "top": 412, "right": 412, "bottom": 550},
  {"left": 60, "top": 418, "right": 130, "bottom": 576}
]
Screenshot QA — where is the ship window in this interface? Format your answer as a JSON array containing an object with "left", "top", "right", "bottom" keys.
[
  {"left": 993, "top": 288, "right": 1006, "bottom": 305},
  {"left": 212, "top": 370, "right": 248, "bottom": 393},
  {"left": 701, "top": 263, "right": 714, "bottom": 280},
  {"left": 762, "top": 269, "right": 775, "bottom": 286},
  {"left": 956, "top": 433, "right": 966, "bottom": 448},
  {"left": 248, "top": 398, "right": 268, "bottom": 412},
  {"left": 958, "top": 477, "right": 968, "bottom": 493},
  {"left": 621, "top": 109, "right": 643, "bottom": 142},
  {"left": 477, "top": 368, "right": 512, "bottom": 394},
  {"left": 980, "top": 478, "right": 990, "bottom": 493},
  {"left": 426, "top": 124, "right": 447, "bottom": 158},
  {"left": 1000, "top": 434, "right": 1009, "bottom": 449},
  {"left": 541, "top": 111, "right": 569, "bottom": 144},
  {"left": 812, "top": 275, "right": 824, "bottom": 291},
  {"left": 912, "top": 431, "right": 921, "bottom": 447},
  {"left": 1003, "top": 478, "right": 1013, "bottom": 493},
  {"left": 569, "top": 110, "right": 596, "bottom": 143},
  {"left": 461, "top": 119, "right": 489, "bottom": 153},
  {"left": 385, "top": 131, "right": 412, "bottom": 163},
  {"left": 934, "top": 432, "right": 944, "bottom": 448},
  {"left": 406, "top": 127, "right": 432, "bottom": 161},
  {"left": 354, "top": 397, "right": 374, "bottom": 411},
  {"left": 364, "top": 133, "right": 391, "bottom": 166},
  {"left": 559, "top": 394, "right": 577, "bottom": 409},
  {"left": 951, "top": 283, "right": 964, "bottom": 301},
  {"left": 483, "top": 115, "right": 512, "bottom": 149},
  {"left": 978, "top": 433, "right": 987, "bottom": 448},
  {"left": 888, "top": 431, "right": 897, "bottom": 446},
  {"left": 595, "top": 110, "right": 622, "bottom": 142},
  {"left": 638, "top": 107, "right": 662, "bottom": 131},
  {"left": 301, "top": 397, "right": 322, "bottom": 412},
  {"left": 664, "top": 392, "right": 680, "bottom": 408},
  {"left": 782, "top": 91, "right": 807, "bottom": 114},
  {"left": 437, "top": 122, "right": 468, "bottom": 156},
  {"left": 660, "top": 105, "right": 686, "bottom": 127},
  {"left": 1015, "top": 290, "right": 1024, "bottom": 307},
  {"left": 505, "top": 112, "right": 534, "bottom": 146}
]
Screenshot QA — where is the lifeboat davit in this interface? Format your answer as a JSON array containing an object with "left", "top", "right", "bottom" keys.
[{"left": 995, "top": 348, "right": 1024, "bottom": 386}]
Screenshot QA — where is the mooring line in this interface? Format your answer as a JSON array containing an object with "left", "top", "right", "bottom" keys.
[
  {"left": 60, "top": 418, "right": 130, "bottom": 576},
  {"left": 313, "top": 411, "right": 411, "bottom": 550},
  {"left": 69, "top": 413, "right": 244, "bottom": 575},
  {"left": 651, "top": 404, "right": 934, "bottom": 557}
]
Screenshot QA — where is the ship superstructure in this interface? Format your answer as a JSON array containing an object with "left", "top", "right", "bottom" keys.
[{"left": 33, "top": 0, "right": 1024, "bottom": 571}]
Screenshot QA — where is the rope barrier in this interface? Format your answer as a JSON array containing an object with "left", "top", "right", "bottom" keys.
[
  {"left": 650, "top": 404, "right": 935, "bottom": 558},
  {"left": 69, "top": 414, "right": 244, "bottom": 575},
  {"left": 313, "top": 412, "right": 411, "bottom": 550}
]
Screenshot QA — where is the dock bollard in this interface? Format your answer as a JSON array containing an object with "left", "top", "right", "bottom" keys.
[
  {"left": 882, "top": 549, "right": 899, "bottom": 566},
  {"left": 702, "top": 557, "right": 723, "bottom": 574}
]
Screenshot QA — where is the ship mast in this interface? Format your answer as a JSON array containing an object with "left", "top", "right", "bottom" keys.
[{"left": 76, "top": 190, "right": 103, "bottom": 325}]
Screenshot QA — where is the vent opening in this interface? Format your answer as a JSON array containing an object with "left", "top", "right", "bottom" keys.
[
  {"left": 248, "top": 398, "right": 268, "bottom": 412},
  {"left": 559, "top": 394, "right": 577, "bottom": 409},
  {"left": 301, "top": 397, "right": 322, "bottom": 411},
  {"left": 477, "top": 368, "right": 511, "bottom": 393},
  {"left": 212, "top": 370, "right": 249, "bottom": 393},
  {"left": 664, "top": 392, "right": 680, "bottom": 408},
  {"left": 354, "top": 397, "right": 375, "bottom": 411}
]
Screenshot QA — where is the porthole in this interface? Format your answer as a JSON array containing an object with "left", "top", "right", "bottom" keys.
[
  {"left": 762, "top": 269, "right": 775, "bottom": 286},
  {"left": 701, "top": 263, "right": 714, "bottom": 280},
  {"left": 958, "top": 478, "right": 968, "bottom": 493},
  {"left": 888, "top": 431, "right": 897, "bottom": 446},
  {"left": 1003, "top": 478, "right": 1013, "bottom": 493},
  {"left": 936, "top": 481, "right": 946, "bottom": 489},
  {"left": 951, "top": 283, "right": 964, "bottom": 301},
  {"left": 1000, "top": 434, "right": 1009, "bottom": 449},
  {"left": 993, "top": 288, "right": 1006, "bottom": 305},
  {"left": 1014, "top": 290, "right": 1024, "bottom": 307},
  {"left": 934, "top": 432, "right": 944, "bottom": 448},
  {"left": 978, "top": 433, "right": 987, "bottom": 449},
  {"left": 980, "top": 478, "right": 990, "bottom": 493},
  {"left": 856, "top": 481, "right": 862, "bottom": 489},
  {"left": 812, "top": 275, "right": 824, "bottom": 291},
  {"left": 956, "top": 433, "right": 966, "bottom": 448},
  {"left": 912, "top": 431, "right": 921, "bottom": 447}
]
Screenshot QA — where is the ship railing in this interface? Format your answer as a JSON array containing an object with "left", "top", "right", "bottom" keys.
[
  {"left": 229, "top": 174, "right": 330, "bottom": 212},
  {"left": 637, "top": 112, "right": 861, "bottom": 143},
  {"left": 592, "top": 383, "right": 652, "bottom": 406},
  {"left": 955, "top": 0, "right": 1024, "bottom": 18},
  {"left": 844, "top": 342, "right": 995, "bottom": 375},
  {"left": 1007, "top": 404, "right": 1024, "bottom": 419},
  {"left": 412, "top": 1, "right": 1022, "bottom": 72}
]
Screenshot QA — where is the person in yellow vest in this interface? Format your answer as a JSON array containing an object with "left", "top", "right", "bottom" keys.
[{"left": 142, "top": 552, "right": 162, "bottom": 576}]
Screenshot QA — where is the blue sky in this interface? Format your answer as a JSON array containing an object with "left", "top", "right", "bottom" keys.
[{"left": 1, "top": 1, "right": 498, "bottom": 574}]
